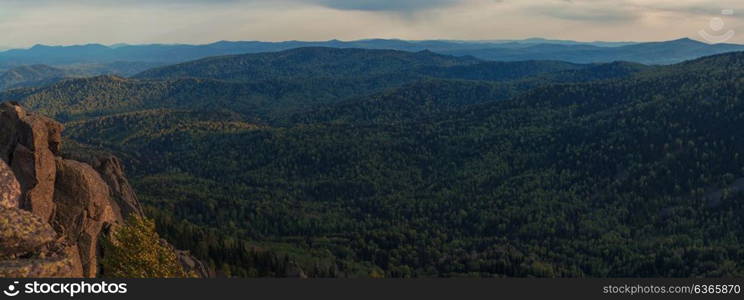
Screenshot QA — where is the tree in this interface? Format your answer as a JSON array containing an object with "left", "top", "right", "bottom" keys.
[{"left": 101, "top": 215, "right": 190, "bottom": 278}]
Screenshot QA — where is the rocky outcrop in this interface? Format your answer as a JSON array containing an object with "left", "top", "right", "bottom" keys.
[
  {"left": 0, "top": 103, "right": 134, "bottom": 278},
  {"left": 0, "top": 102, "right": 209, "bottom": 278},
  {"left": 69, "top": 155, "right": 143, "bottom": 219},
  {"left": 0, "top": 256, "right": 80, "bottom": 278},
  {"left": 0, "top": 103, "right": 61, "bottom": 221},
  {"left": 0, "top": 207, "right": 56, "bottom": 257},
  {"left": 53, "top": 159, "right": 120, "bottom": 277},
  {"left": 0, "top": 166, "right": 81, "bottom": 278},
  {"left": 174, "top": 248, "right": 213, "bottom": 278}
]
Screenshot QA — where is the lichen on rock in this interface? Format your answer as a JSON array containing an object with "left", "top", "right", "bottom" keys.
[
  {"left": 0, "top": 207, "right": 56, "bottom": 258},
  {"left": 0, "top": 257, "right": 77, "bottom": 278},
  {"left": 0, "top": 159, "right": 20, "bottom": 209}
]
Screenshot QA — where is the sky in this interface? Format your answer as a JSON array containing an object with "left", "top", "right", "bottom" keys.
[{"left": 0, "top": 0, "right": 743, "bottom": 48}]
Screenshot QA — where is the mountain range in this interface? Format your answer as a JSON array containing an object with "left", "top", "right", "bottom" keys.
[
  {"left": 0, "top": 38, "right": 742, "bottom": 73},
  {"left": 0, "top": 37, "right": 740, "bottom": 93},
  {"left": 2, "top": 45, "right": 744, "bottom": 277},
  {"left": 5, "top": 48, "right": 647, "bottom": 123}
]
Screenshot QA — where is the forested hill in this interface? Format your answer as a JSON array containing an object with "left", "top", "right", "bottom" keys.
[
  {"left": 135, "top": 47, "right": 596, "bottom": 83},
  {"left": 3, "top": 47, "right": 643, "bottom": 123},
  {"left": 0, "top": 62, "right": 167, "bottom": 91},
  {"left": 3, "top": 49, "right": 744, "bottom": 278},
  {"left": 0, "top": 64, "right": 71, "bottom": 90},
  {"left": 133, "top": 47, "right": 482, "bottom": 80}
]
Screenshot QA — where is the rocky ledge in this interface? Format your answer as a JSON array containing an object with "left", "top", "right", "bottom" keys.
[{"left": 0, "top": 102, "right": 208, "bottom": 278}]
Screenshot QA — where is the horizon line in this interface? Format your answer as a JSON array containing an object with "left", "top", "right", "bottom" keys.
[{"left": 0, "top": 36, "right": 731, "bottom": 51}]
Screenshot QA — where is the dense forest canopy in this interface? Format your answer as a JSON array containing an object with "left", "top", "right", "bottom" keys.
[{"left": 3, "top": 47, "right": 744, "bottom": 277}]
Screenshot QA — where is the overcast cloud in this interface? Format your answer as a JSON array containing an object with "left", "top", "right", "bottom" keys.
[{"left": 0, "top": 0, "right": 742, "bottom": 48}]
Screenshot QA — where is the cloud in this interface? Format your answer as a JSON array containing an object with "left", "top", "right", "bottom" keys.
[
  {"left": 629, "top": 0, "right": 743, "bottom": 16},
  {"left": 0, "top": 0, "right": 743, "bottom": 48},
  {"left": 311, "top": 0, "right": 463, "bottom": 12},
  {"left": 0, "top": 0, "right": 465, "bottom": 12},
  {"left": 529, "top": 0, "right": 642, "bottom": 23}
]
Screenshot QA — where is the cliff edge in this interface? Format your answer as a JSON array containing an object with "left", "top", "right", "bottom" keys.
[{"left": 0, "top": 102, "right": 208, "bottom": 278}]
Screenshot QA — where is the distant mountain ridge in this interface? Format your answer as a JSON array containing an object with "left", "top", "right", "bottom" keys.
[
  {"left": 440, "top": 38, "right": 744, "bottom": 64},
  {"left": 1, "top": 38, "right": 743, "bottom": 68}
]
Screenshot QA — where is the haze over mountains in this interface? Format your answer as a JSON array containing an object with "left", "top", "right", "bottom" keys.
[
  {"left": 2, "top": 40, "right": 744, "bottom": 277},
  {"left": 0, "top": 37, "right": 741, "bottom": 93},
  {"left": 0, "top": 38, "right": 742, "bottom": 77}
]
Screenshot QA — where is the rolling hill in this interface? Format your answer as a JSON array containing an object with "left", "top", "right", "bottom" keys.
[
  {"left": 7, "top": 48, "right": 641, "bottom": 123},
  {"left": 0, "top": 62, "right": 169, "bottom": 91},
  {"left": 133, "top": 47, "right": 485, "bottom": 81},
  {"left": 0, "top": 64, "right": 73, "bottom": 90},
  {"left": 4, "top": 48, "right": 744, "bottom": 277}
]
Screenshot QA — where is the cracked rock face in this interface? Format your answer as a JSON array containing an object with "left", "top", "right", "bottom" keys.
[
  {"left": 53, "top": 158, "right": 119, "bottom": 277},
  {"left": 0, "top": 103, "right": 61, "bottom": 222},
  {"left": 65, "top": 154, "right": 142, "bottom": 221}
]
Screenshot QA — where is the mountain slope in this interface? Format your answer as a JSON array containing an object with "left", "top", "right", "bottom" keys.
[
  {"left": 134, "top": 47, "right": 480, "bottom": 81},
  {"left": 5, "top": 48, "right": 646, "bottom": 124},
  {"left": 416, "top": 60, "right": 585, "bottom": 81},
  {"left": 135, "top": 47, "right": 612, "bottom": 84},
  {"left": 0, "top": 62, "right": 169, "bottom": 91},
  {"left": 37, "top": 51, "right": 744, "bottom": 277},
  {"left": 0, "top": 73, "right": 440, "bottom": 122},
  {"left": 0, "top": 65, "right": 77, "bottom": 90}
]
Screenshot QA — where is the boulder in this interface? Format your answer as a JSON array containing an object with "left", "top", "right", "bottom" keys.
[
  {"left": 176, "top": 250, "right": 212, "bottom": 278},
  {"left": 63, "top": 244, "right": 85, "bottom": 277},
  {"left": 0, "top": 103, "right": 22, "bottom": 162},
  {"left": 0, "top": 207, "right": 56, "bottom": 257},
  {"left": 0, "top": 256, "right": 79, "bottom": 278},
  {"left": 0, "top": 103, "right": 61, "bottom": 221},
  {"left": 285, "top": 262, "right": 309, "bottom": 279},
  {"left": 10, "top": 144, "right": 57, "bottom": 221},
  {"left": 81, "top": 155, "right": 143, "bottom": 219},
  {"left": 52, "top": 158, "right": 118, "bottom": 277},
  {"left": 0, "top": 160, "right": 20, "bottom": 209}
]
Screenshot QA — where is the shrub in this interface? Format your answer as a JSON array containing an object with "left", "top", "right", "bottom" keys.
[{"left": 101, "top": 215, "right": 189, "bottom": 278}]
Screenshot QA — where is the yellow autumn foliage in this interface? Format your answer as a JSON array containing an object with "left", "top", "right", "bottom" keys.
[{"left": 101, "top": 215, "right": 190, "bottom": 278}]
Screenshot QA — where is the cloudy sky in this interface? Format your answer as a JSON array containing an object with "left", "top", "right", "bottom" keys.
[{"left": 0, "top": 0, "right": 743, "bottom": 48}]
